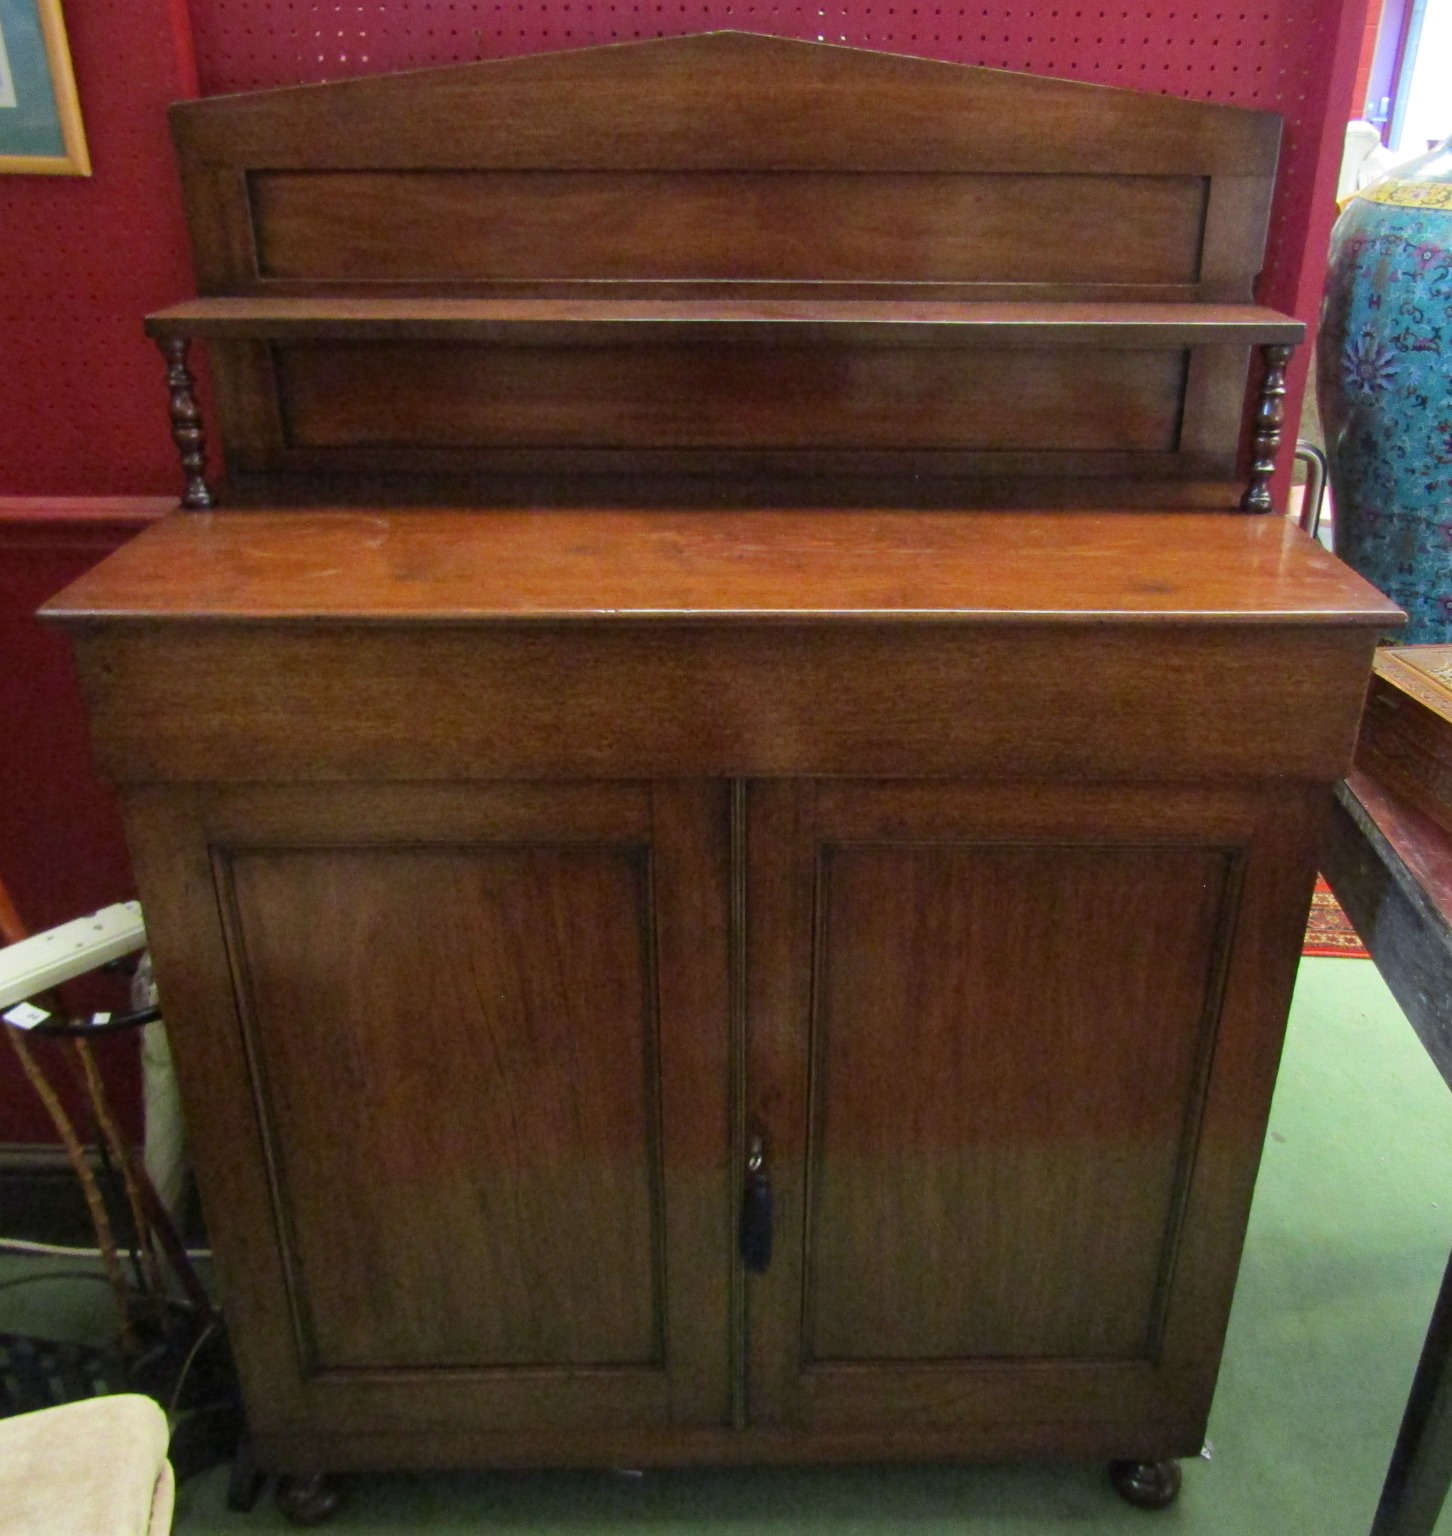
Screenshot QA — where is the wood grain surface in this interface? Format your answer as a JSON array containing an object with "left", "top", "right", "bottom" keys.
[
  {"left": 1323, "top": 773, "right": 1452, "bottom": 1085},
  {"left": 59, "top": 623, "right": 1381, "bottom": 785},
  {"left": 273, "top": 344, "right": 1187, "bottom": 454},
  {"left": 43, "top": 509, "right": 1399, "bottom": 624},
  {"left": 806, "top": 840, "right": 1230, "bottom": 1362},
  {"left": 225, "top": 842, "right": 662, "bottom": 1371},
  {"left": 170, "top": 33, "right": 1281, "bottom": 184},
  {"left": 742, "top": 778, "right": 1324, "bottom": 1443},
  {"left": 62, "top": 30, "right": 1383, "bottom": 1484},
  {"left": 125, "top": 781, "right": 735, "bottom": 1437},
  {"left": 160, "top": 31, "right": 1285, "bottom": 506},
  {"left": 145, "top": 298, "right": 1305, "bottom": 345},
  {"left": 243, "top": 172, "right": 1210, "bottom": 287}
]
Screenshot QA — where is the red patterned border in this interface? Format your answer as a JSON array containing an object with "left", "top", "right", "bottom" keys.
[{"left": 1303, "top": 874, "right": 1370, "bottom": 959}]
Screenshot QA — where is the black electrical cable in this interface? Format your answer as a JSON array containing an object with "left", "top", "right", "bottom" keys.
[{"left": 23, "top": 1006, "right": 162, "bottom": 1038}]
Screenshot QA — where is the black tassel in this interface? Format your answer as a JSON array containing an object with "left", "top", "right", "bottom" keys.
[{"left": 740, "top": 1169, "right": 773, "bottom": 1273}]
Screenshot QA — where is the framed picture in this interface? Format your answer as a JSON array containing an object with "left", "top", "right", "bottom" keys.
[{"left": 0, "top": 0, "right": 89, "bottom": 175}]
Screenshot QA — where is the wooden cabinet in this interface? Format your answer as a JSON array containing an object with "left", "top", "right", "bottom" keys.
[
  {"left": 45, "top": 507, "right": 1399, "bottom": 1489},
  {"left": 38, "top": 29, "right": 1407, "bottom": 1513}
]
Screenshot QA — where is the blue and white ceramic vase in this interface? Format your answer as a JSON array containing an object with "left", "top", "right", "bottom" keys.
[{"left": 1318, "top": 140, "right": 1452, "bottom": 641}]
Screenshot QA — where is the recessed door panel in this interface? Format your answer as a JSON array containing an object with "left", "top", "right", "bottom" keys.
[
  {"left": 225, "top": 843, "right": 661, "bottom": 1372},
  {"left": 807, "top": 842, "right": 1228, "bottom": 1363}
]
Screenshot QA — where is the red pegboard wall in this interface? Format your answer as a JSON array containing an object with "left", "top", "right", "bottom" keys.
[
  {"left": 188, "top": 0, "right": 1365, "bottom": 322},
  {"left": 0, "top": 0, "right": 1369, "bottom": 498},
  {"left": 0, "top": 0, "right": 199, "bottom": 496}
]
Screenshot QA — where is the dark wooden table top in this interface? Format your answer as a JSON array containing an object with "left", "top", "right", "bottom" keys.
[
  {"left": 43, "top": 509, "right": 1403, "bottom": 628},
  {"left": 1330, "top": 772, "right": 1452, "bottom": 1083},
  {"left": 1344, "top": 774, "right": 1452, "bottom": 931}
]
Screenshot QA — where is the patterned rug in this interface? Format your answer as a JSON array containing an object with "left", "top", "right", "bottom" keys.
[{"left": 1304, "top": 875, "right": 1370, "bottom": 959}]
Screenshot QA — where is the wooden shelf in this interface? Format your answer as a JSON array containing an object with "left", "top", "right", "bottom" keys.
[{"left": 145, "top": 296, "right": 1305, "bottom": 348}]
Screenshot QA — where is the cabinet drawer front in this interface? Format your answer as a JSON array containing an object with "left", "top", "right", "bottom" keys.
[{"left": 75, "top": 623, "right": 1373, "bottom": 785}]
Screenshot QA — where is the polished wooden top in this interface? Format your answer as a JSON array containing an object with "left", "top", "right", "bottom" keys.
[{"left": 44, "top": 510, "right": 1403, "bottom": 628}]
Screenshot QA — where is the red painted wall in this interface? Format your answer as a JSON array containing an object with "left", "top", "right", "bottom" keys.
[
  {"left": 0, "top": 0, "right": 196, "bottom": 1144},
  {"left": 0, "top": 0, "right": 198, "bottom": 496},
  {"left": 0, "top": 504, "right": 168, "bottom": 1142},
  {"left": 0, "top": 0, "right": 1374, "bottom": 1144}
]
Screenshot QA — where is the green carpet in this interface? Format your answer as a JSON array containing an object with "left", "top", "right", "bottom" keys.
[{"left": 7, "top": 956, "right": 1452, "bottom": 1533}]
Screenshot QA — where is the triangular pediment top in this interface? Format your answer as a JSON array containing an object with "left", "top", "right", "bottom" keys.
[
  {"left": 175, "top": 30, "right": 1280, "bottom": 177},
  {"left": 188, "top": 30, "right": 1237, "bottom": 112}
]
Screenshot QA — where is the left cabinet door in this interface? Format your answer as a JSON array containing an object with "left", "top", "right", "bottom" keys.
[{"left": 124, "top": 781, "right": 734, "bottom": 1470}]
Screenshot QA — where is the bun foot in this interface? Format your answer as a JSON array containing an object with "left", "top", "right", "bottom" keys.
[
  {"left": 276, "top": 1473, "right": 343, "bottom": 1526},
  {"left": 1109, "top": 1458, "right": 1182, "bottom": 1510}
]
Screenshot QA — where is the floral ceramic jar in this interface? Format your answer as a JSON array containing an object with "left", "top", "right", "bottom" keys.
[{"left": 1318, "top": 140, "right": 1452, "bottom": 641}]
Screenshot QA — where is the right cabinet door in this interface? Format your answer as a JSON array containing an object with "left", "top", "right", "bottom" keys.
[{"left": 744, "top": 778, "right": 1320, "bottom": 1458}]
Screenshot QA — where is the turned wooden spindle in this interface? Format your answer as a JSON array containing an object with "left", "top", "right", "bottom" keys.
[
  {"left": 1240, "top": 343, "right": 1294, "bottom": 514},
  {"left": 159, "top": 336, "right": 214, "bottom": 510}
]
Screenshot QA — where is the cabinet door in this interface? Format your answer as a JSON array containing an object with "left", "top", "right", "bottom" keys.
[
  {"left": 745, "top": 779, "right": 1320, "bottom": 1460},
  {"left": 125, "top": 781, "right": 733, "bottom": 1468}
]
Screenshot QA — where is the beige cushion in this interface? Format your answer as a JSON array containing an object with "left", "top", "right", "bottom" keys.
[{"left": 0, "top": 1394, "right": 173, "bottom": 1536}]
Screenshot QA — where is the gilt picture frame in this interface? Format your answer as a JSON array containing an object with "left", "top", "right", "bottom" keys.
[{"left": 0, "top": 0, "right": 89, "bottom": 175}]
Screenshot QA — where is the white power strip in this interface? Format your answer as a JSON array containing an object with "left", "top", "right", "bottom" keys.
[{"left": 0, "top": 902, "right": 147, "bottom": 1013}]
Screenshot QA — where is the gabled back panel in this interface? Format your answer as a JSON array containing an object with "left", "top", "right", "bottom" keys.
[{"left": 168, "top": 33, "right": 1284, "bottom": 507}]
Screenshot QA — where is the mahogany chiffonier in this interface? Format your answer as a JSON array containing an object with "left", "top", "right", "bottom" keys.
[{"left": 43, "top": 32, "right": 1401, "bottom": 1522}]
